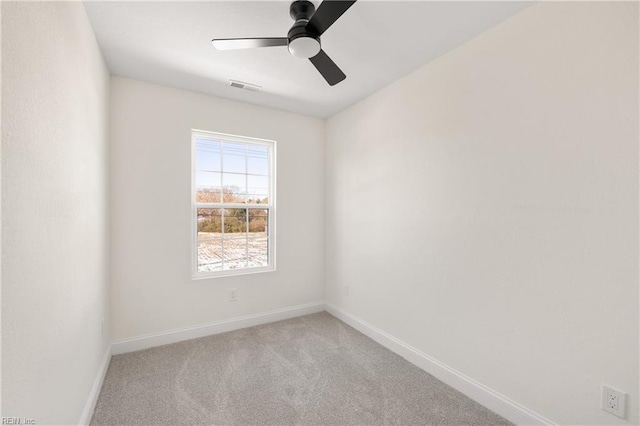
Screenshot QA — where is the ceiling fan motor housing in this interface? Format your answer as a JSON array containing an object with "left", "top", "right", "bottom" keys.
[{"left": 287, "top": 0, "right": 321, "bottom": 59}]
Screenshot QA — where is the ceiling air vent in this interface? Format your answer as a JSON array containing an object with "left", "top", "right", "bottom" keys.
[{"left": 229, "top": 80, "right": 262, "bottom": 92}]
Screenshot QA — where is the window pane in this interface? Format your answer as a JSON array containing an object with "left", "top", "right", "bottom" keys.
[
  {"left": 224, "top": 208, "right": 247, "bottom": 235},
  {"left": 195, "top": 139, "right": 221, "bottom": 172},
  {"left": 248, "top": 209, "right": 268, "bottom": 237},
  {"left": 248, "top": 238, "right": 268, "bottom": 268},
  {"left": 222, "top": 173, "right": 246, "bottom": 202},
  {"left": 197, "top": 208, "right": 222, "bottom": 240},
  {"left": 247, "top": 175, "right": 269, "bottom": 203},
  {"left": 222, "top": 238, "right": 248, "bottom": 271},
  {"left": 196, "top": 172, "right": 222, "bottom": 203},
  {"left": 198, "top": 240, "right": 223, "bottom": 272},
  {"left": 222, "top": 142, "right": 246, "bottom": 174},
  {"left": 247, "top": 145, "right": 268, "bottom": 175}
]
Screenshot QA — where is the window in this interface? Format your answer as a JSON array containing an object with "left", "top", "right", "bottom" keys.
[{"left": 192, "top": 130, "right": 275, "bottom": 278}]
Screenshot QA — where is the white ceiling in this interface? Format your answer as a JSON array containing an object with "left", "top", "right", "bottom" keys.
[{"left": 83, "top": 1, "right": 532, "bottom": 118}]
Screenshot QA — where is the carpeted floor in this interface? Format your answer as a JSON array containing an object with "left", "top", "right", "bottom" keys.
[{"left": 91, "top": 312, "right": 511, "bottom": 425}]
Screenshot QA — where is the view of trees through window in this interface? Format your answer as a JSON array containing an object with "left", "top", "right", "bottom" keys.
[{"left": 193, "top": 133, "right": 274, "bottom": 275}]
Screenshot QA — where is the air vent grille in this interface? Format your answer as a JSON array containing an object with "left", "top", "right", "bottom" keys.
[{"left": 229, "top": 80, "right": 262, "bottom": 92}]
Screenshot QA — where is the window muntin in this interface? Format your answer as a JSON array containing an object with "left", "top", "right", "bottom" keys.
[{"left": 192, "top": 130, "right": 275, "bottom": 278}]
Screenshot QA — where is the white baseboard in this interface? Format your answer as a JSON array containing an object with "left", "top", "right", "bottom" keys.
[
  {"left": 111, "top": 301, "right": 325, "bottom": 355},
  {"left": 325, "top": 302, "right": 554, "bottom": 426},
  {"left": 79, "top": 345, "right": 112, "bottom": 426}
]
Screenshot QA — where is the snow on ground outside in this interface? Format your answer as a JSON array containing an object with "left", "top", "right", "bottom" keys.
[{"left": 197, "top": 232, "right": 268, "bottom": 272}]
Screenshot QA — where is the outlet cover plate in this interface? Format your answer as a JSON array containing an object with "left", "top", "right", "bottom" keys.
[
  {"left": 602, "top": 384, "right": 626, "bottom": 419},
  {"left": 229, "top": 288, "right": 238, "bottom": 302}
]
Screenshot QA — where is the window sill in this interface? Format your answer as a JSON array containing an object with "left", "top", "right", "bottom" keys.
[{"left": 192, "top": 265, "right": 276, "bottom": 280}]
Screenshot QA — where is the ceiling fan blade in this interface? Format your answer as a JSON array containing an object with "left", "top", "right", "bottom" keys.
[
  {"left": 309, "top": 50, "right": 346, "bottom": 86},
  {"left": 211, "top": 37, "right": 288, "bottom": 50},
  {"left": 306, "top": 1, "right": 356, "bottom": 36}
]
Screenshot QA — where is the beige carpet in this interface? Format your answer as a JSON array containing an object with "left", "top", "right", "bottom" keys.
[{"left": 91, "top": 312, "right": 511, "bottom": 425}]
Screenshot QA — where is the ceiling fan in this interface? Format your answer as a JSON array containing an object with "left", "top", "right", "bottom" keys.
[{"left": 212, "top": 0, "right": 357, "bottom": 86}]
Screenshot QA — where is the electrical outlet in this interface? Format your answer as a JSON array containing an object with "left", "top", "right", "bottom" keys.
[
  {"left": 229, "top": 288, "right": 238, "bottom": 302},
  {"left": 602, "top": 384, "right": 626, "bottom": 419}
]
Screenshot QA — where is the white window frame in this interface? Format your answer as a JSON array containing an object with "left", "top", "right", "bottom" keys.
[{"left": 191, "top": 129, "right": 276, "bottom": 279}]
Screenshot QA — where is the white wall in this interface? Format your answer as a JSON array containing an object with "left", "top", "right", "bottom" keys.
[
  {"left": 110, "top": 77, "right": 325, "bottom": 341},
  {"left": 1, "top": 2, "right": 110, "bottom": 424},
  {"left": 326, "top": 2, "right": 638, "bottom": 425}
]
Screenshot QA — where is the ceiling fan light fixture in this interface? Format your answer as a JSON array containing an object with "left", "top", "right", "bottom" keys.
[{"left": 288, "top": 36, "right": 320, "bottom": 59}]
